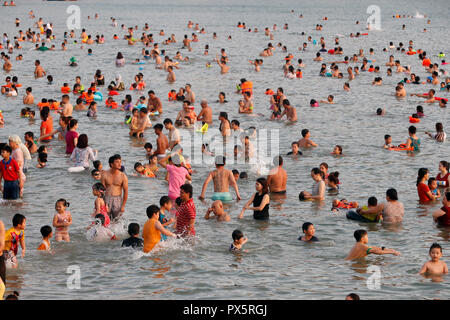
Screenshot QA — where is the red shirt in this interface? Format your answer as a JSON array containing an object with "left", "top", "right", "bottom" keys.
[
  {"left": 437, "top": 206, "right": 450, "bottom": 226},
  {"left": 176, "top": 198, "right": 196, "bottom": 237},
  {"left": 0, "top": 158, "right": 20, "bottom": 181},
  {"left": 417, "top": 183, "right": 432, "bottom": 201},
  {"left": 436, "top": 172, "right": 449, "bottom": 188}
]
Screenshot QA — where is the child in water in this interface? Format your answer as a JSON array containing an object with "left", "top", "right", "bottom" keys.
[
  {"left": 52, "top": 199, "right": 72, "bottom": 242},
  {"left": 428, "top": 178, "right": 441, "bottom": 198},
  {"left": 88, "top": 214, "right": 116, "bottom": 241},
  {"left": 159, "top": 196, "right": 175, "bottom": 240},
  {"left": 345, "top": 229, "right": 400, "bottom": 260},
  {"left": 37, "top": 225, "right": 52, "bottom": 251},
  {"left": 92, "top": 182, "right": 110, "bottom": 227},
  {"left": 121, "top": 223, "right": 144, "bottom": 249},
  {"left": 134, "top": 162, "right": 155, "bottom": 177},
  {"left": 419, "top": 243, "right": 448, "bottom": 276},
  {"left": 383, "top": 134, "right": 394, "bottom": 149},
  {"left": 298, "top": 222, "right": 319, "bottom": 242},
  {"left": 3, "top": 214, "right": 26, "bottom": 269},
  {"left": 230, "top": 229, "right": 248, "bottom": 252}
]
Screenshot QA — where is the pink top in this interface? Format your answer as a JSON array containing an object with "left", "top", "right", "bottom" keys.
[
  {"left": 166, "top": 164, "right": 188, "bottom": 200},
  {"left": 11, "top": 147, "right": 25, "bottom": 181}
]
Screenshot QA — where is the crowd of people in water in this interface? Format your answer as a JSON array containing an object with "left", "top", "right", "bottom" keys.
[{"left": 0, "top": 5, "right": 449, "bottom": 300}]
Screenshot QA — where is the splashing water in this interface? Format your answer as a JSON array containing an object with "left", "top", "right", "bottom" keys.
[{"left": 415, "top": 11, "right": 425, "bottom": 18}]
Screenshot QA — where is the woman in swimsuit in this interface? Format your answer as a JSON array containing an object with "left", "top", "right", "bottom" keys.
[{"left": 238, "top": 178, "right": 270, "bottom": 220}]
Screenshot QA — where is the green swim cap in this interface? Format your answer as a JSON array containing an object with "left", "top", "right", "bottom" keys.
[{"left": 70, "top": 57, "right": 76, "bottom": 62}]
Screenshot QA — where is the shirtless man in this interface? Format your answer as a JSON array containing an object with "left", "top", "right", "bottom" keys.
[
  {"left": 163, "top": 118, "right": 181, "bottom": 150},
  {"left": 136, "top": 107, "right": 151, "bottom": 137},
  {"left": 100, "top": 154, "right": 128, "bottom": 220},
  {"left": 270, "top": 88, "right": 287, "bottom": 109},
  {"left": 176, "top": 101, "right": 194, "bottom": 124},
  {"left": 23, "top": 87, "right": 34, "bottom": 105},
  {"left": 34, "top": 60, "right": 46, "bottom": 78},
  {"left": 199, "top": 156, "right": 241, "bottom": 202},
  {"left": 298, "top": 129, "right": 318, "bottom": 148},
  {"left": 216, "top": 55, "right": 229, "bottom": 74},
  {"left": 267, "top": 156, "right": 287, "bottom": 194},
  {"left": 59, "top": 94, "right": 73, "bottom": 118},
  {"left": 346, "top": 229, "right": 400, "bottom": 260},
  {"left": 167, "top": 66, "right": 176, "bottom": 83},
  {"left": 147, "top": 90, "right": 162, "bottom": 113},
  {"left": 184, "top": 84, "right": 195, "bottom": 104},
  {"left": 197, "top": 100, "right": 213, "bottom": 124},
  {"left": 279, "top": 99, "right": 297, "bottom": 122},
  {"left": 2, "top": 55, "right": 12, "bottom": 72},
  {"left": 204, "top": 200, "right": 230, "bottom": 221},
  {"left": 153, "top": 123, "right": 169, "bottom": 159}
]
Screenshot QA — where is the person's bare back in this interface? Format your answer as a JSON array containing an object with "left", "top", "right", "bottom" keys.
[
  {"left": 212, "top": 168, "right": 232, "bottom": 192},
  {"left": 267, "top": 166, "right": 287, "bottom": 192},
  {"left": 156, "top": 133, "right": 169, "bottom": 155}
]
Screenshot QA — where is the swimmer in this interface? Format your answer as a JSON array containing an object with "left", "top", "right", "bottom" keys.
[
  {"left": 37, "top": 225, "right": 52, "bottom": 251},
  {"left": 205, "top": 200, "right": 230, "bottom": 221},
  {"left": 345, "top": 229, "right": 400, "bottom": 260},
  {"left": 230, "top": 229, "right": 248, "bottom": 252},
  {"left": 419, "top": 243, "right": 448, "bottom": 278},
  {"left": 298, "top": 129, "right": 318, "bottom": 148},
  {"left": 319, "top": 95, "right": 334, "bottom": 104},
  {"left": 298, "top": 222, "right": 319, "bottom": 242}
]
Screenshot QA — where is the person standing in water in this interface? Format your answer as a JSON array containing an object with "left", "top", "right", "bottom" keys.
[
  {"left": 267, "top": 156, "right": 287, "bottom": 195},
  {"left": 238, "top": 177, "right": 270, "bottom": 220},
  {"left": 198, "top": 156, "right": 241, "bottom": 202},
  {"left": 100, "top": 154, "right": 128, "bottom": 220}
]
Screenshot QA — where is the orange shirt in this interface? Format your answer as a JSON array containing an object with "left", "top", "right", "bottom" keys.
[
  {"left": 142, "top": 218, "right": 161, "bottom": 253},
  {"left": 40, "top": 116, "right": 53, "bottom": 141}
]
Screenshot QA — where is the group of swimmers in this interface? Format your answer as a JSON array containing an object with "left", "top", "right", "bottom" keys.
[{"left": 0, "top": 5, "right": 449, "bottom": 300}]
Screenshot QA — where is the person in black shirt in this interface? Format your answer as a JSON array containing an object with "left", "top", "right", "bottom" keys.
[
  {"left": 287, "top": 142, "right": 302, "bottom": 156},
  {"left": 121, "top": 223, "right": 144, "bottom": 249},
  {"left": 298, "top": 222, "right": 319, "bottom": 242}
]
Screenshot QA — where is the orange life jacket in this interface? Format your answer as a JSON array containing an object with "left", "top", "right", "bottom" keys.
[
  {"left": 37, "top": 102, "right": 50, "bottom": 109},
  {"left": 240, "top": 81, "right": 253, "bottom": 95},
  {"left": 61, "top": 86, "right": 71, "bottom": 93},
  {"left": 168, "top": 92, "right": 177, "bottom": 101},
  {"left": 409, "top": 116, "right": 420, "bottom": 123},
  {"left": 49, "top": 101, "right": 60, "bottom": 110}
]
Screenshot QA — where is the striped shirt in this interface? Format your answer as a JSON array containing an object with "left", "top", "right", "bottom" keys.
[{"left": 176, "top": 198, "right": 196, "bottom": 237}]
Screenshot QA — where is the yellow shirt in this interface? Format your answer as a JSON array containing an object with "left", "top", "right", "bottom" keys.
[{"left": 4, "top": 227, "right": 24, "bottom": 255}]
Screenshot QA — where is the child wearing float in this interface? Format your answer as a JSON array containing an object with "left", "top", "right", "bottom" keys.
[
  {"left": 331, "top": 199, "right": 358, "bottom": 212},
  {"left": 134, "top": 162, "right": 155, "bottom": 178},
  {"left": 37, "top": 225, "right": 52, "bottom": 251},
  {"left": 345, "top": 229, "right": 400, "bottom": 260},
  {"left": 419, "top": 243, "right": 448, "bottom": 276},
  {"left": 348, "top": 197, "right": 382, "bottom": 222},
  {"left": 4, "top": 214, "right": 26, "bottom": 269},
  {"left": 383, "top": 135, "right": 394, "bottom": 149}
]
